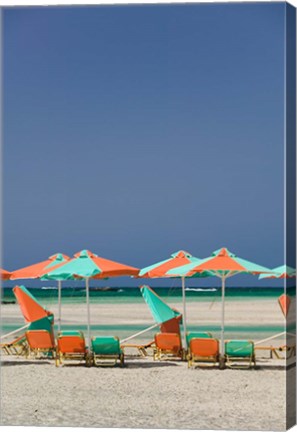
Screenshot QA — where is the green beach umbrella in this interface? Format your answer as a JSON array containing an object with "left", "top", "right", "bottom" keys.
[
  {"left": 140, "top": 285, "right": 181, "bottom": 324},
  {"left": 258, "top": 265, "right": 296, "bottom": 279},
  {"left": 42, "top": 249, "right": 139, "bottom": 347},
  {"left": 139, "top": 250, "right": 209, "bottom": 348},
  {"left": 166, "top": 247, "right": 273, "bottom": 361}
]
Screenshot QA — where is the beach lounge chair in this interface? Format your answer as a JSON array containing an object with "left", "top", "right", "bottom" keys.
[
  {"left": 153, "top": 332, "right": 183, "bottom": 360},
  {"left": 1, "top": 334, "right": 28, "bottom": 356},
  {"left": 187, "top": 337, "right": 220, "bottom": 368},
  {"left": 225, "top": 340, "right": 256, "bottom": 369},
  {"left": 255, "top": 344, "right": 296, "bottom": 360},
  {"left": 26, "top": 329, "right": 55, "bottom": 359},
  {"left": 24, "top": 314, "right": 56, "bottom": 359},
  {"left": 56, "top": 331, "right": 90, "bottom": 367},
  {"left": 91, "top": 336, "right": 124, "bottom": 366},
  {"left": 121, "top": 341, "right": 155, "bottom": 357}
]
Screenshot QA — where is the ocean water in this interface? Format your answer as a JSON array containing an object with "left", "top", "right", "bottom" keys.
[
  {"left": 1, "top": 285, "right": 294, "bottom": 304},
  {"left": 1, "top": 286, "right": 295, "bottom": 341}
]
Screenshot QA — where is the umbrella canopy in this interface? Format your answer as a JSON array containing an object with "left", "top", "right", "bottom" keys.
[
  {"left": 10, "top": 253, "right": 70, "bottom": 280},
  {"left": 167, "top": 247, "right": 273, "bottom": 360},
  {"left": 139, "top": 250, "right": 201, "bottom": 278},
  {"left": 10, "top": 253, "right": 70, "bottom": 331},
  {"left": 43, "top": 249, "right": 139, "bottom": 280},
  {"left": 139, "top": 250, "right": 207, "bottom": 348},
  {"left": 1, "top": 268, "right": 11, "bottom": 280},
  {"left": 259, "top": 265, "right": 296, "bottom": 279},
  {"left": 13, "top": 285, "right": 53, "bottom": 323},
  {"left": 42, "top": 249, "right": 139, "bottom": 347}
]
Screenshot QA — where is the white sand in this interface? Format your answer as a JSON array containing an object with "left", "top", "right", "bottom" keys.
[{"left": 0, "top": 298, "right": 295, "bottom": 430}]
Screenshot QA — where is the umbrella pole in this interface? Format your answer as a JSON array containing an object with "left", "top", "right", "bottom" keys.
[
  {"left": 181, "top": 276, "right": 187, "bottom": 350},
  {"left": 86, "top": 277, "right": 91, "bottom": 350},
  {"left": 58, "top": 280, "right": 62, "bottom": 332},
  {"left": 220, "top": 275, "right": 226, "bottom": 366}
]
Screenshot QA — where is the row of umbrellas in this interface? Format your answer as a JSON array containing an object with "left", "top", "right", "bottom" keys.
[{"left": 1, "top": 248, "right": 295, "bottom": 352}]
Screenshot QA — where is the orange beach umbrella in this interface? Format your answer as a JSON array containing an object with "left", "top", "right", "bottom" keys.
[
  {"left": 13, "top": 285, "right": 53, "bottom": 323},
  {"left": 1, "top": 268, "right": 11, "bottom": 280}
]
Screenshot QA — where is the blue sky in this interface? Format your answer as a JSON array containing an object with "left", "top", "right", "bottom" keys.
[{"left": 3, "top": 3, "right": 286, "bottom": 286}]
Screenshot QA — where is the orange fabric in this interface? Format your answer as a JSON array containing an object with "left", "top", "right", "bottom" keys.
[
  {"left": 91, "top": 255, "right": 139, "bottom": 278},
  {"left": 160, "top": 316, "right": 182, "bottom": 334},
  {"left": 278, "top": 294, "right": 291, "bottom": 317},
  {"left": 190, "top": 338, "right": 219, "bottom": 357},
  {"left": 10, "top": 254, "right": 70, "bottom": 279},
  {"left": 187, "top": 248, "right": 245, "bottom": 274},
  {"left": 155, "top": 333, "right": 181, "bottom": 353},
  {"left": 26, "top": 330, "right": 55, "bottom": 349},
  {"left": 57, "top": 336, "right": 86, "bottom": 354},
  {"left": 0, "top": 268, "right": 11, "bottom": 280},
  {"left": 13, "top": 286, "right": 50, "bottom": 323}
]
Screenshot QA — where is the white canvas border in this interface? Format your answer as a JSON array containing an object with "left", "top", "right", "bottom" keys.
[{"left": 0, "top": 1, "right": 296, "bottom": 432}]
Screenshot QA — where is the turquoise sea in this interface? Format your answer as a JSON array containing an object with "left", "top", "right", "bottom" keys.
[{"left": 1, "top": 286, "right": 295, "bottom": 341}]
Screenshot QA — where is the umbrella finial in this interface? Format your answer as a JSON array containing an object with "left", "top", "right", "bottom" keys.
[
  {"left": 171, "top": 250, "right": 192, "bottom": 259},
  {"left": 74, "top": 250, "right": 97, "bottom": 259},
  {"left": 212, "top": 247, "right": 235, "bottom": 257},
  {"left": 49, "top": 253, "right": 69, "bottom": 262}
]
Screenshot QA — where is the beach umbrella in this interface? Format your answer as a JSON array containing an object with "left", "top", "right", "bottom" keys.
[
  {"left": 1, "top": 268, "right": 11, "bottom": 280},
  {"left": 259, "top": 266, "right": 295, "bottom": 318},
  {"left": 13, "top": 285, "right": 54, "bottom": 324},
  {"left": 258, "top": 265, "right": 296, "bottom": 279},
  {"left": 139, "top": 250, "right": 209, "bottom": 348},
  {"left": 42, "top": 249, "right": 139, "bottom": 347},
  {"left": 166, "top": 247, "right": 273, "bottom": 360},
  {"left": 0, "top": 285, "right": 55, "bottom": 342},
  {"left": 10, "top": 253, "right": 70, "bottom": 331}
]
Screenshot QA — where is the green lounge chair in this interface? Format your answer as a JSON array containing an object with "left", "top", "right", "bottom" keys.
[
  {"left": 225, "top": 340, "right": 256, "bottom": 369},
  {"left": 91, "top": 336, "right": 124, "bottom": 367}
]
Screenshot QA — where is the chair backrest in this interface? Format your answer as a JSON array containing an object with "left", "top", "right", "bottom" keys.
[
  {"left": 225, "top": 340, "right": 254, "bottom": 357},
  {"left": 189, "top": 338, "right": 219, "bottom": 357},
  {"left": 26, "top": 330, "right": 55, "bottom": 349},
  {"left": 57, "top": 331, "right": 86, "bottom": 353},
  {"left": 155, "top": 332, "right": 181, "bottom": 352},
  {"left": 91, "top": 336, "right": 121, "bottom": 355},
  {"left": 186, "top": 332, "right": 213, "bottom": 344}
]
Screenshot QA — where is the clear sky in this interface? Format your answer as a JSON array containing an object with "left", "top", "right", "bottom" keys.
[{"left": 3, "top": 3, "right": 286, "bottom": 286}]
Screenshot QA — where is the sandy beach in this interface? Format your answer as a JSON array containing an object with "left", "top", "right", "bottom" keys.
[{"left": 0, "top": 298, "right": 295, "bottom": 430}]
